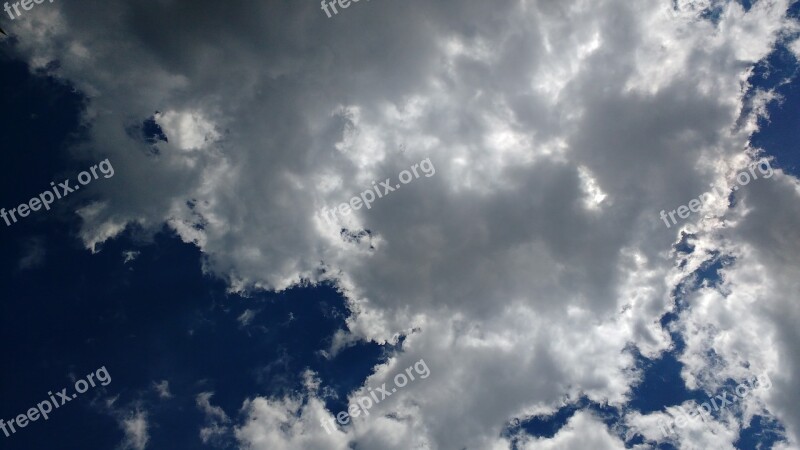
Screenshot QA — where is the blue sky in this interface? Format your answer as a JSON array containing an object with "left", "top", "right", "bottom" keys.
[{"left": 1, "top": 1, "right": 800, "bottom": 449}]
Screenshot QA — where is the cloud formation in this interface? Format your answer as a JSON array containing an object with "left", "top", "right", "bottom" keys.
[
  {"left": 6, "top": 0, "right": 800, "bottom": 448},
  {"left": 119, "top": 410, "right": 149, "bottom": 450}
]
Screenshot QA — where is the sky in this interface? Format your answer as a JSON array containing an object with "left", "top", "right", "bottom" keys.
[{"left": 0, "top": 0, "right": 799, "bottom": 449}]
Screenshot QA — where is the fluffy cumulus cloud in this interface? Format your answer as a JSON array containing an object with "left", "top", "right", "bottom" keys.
[
  {"left": 7, "top": 0, "right": 800, "bottom": 448},
  {"left": 517, "top": 411, "right": 627, "bottom": 449}
]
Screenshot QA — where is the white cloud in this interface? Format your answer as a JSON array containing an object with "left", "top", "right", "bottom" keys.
[
  {"left": 196, "top": 392, "right": 233, "bottom": 444},
  {"left": 155, "top": 110, "right": 219, "bottom": 151},
  {"left": 123, "top": 250, "right": 141, "bottom": 264},
  {"left": 790, "top": 38, "right": 800, "bottom": 61},
  {"left": 516, "top": 411, "right": 627, "bottom": 450},
  {"left": 153, "top": 380, "right": 171, "bottom": 399},
  {"left": 119, "top": 410, "right": 149, "bottom": 450},
  {"left": 8, "top": 0, "right": 800, "bottom": 447},
  {"left": 197, "top": 392, "right": 229, "bottom": 424},
  {"left": 234, "top": 396, "right": 351, "bottom": 450},
  {"left": 237, "top": 309, "right": 257, "bottom": 327}
]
